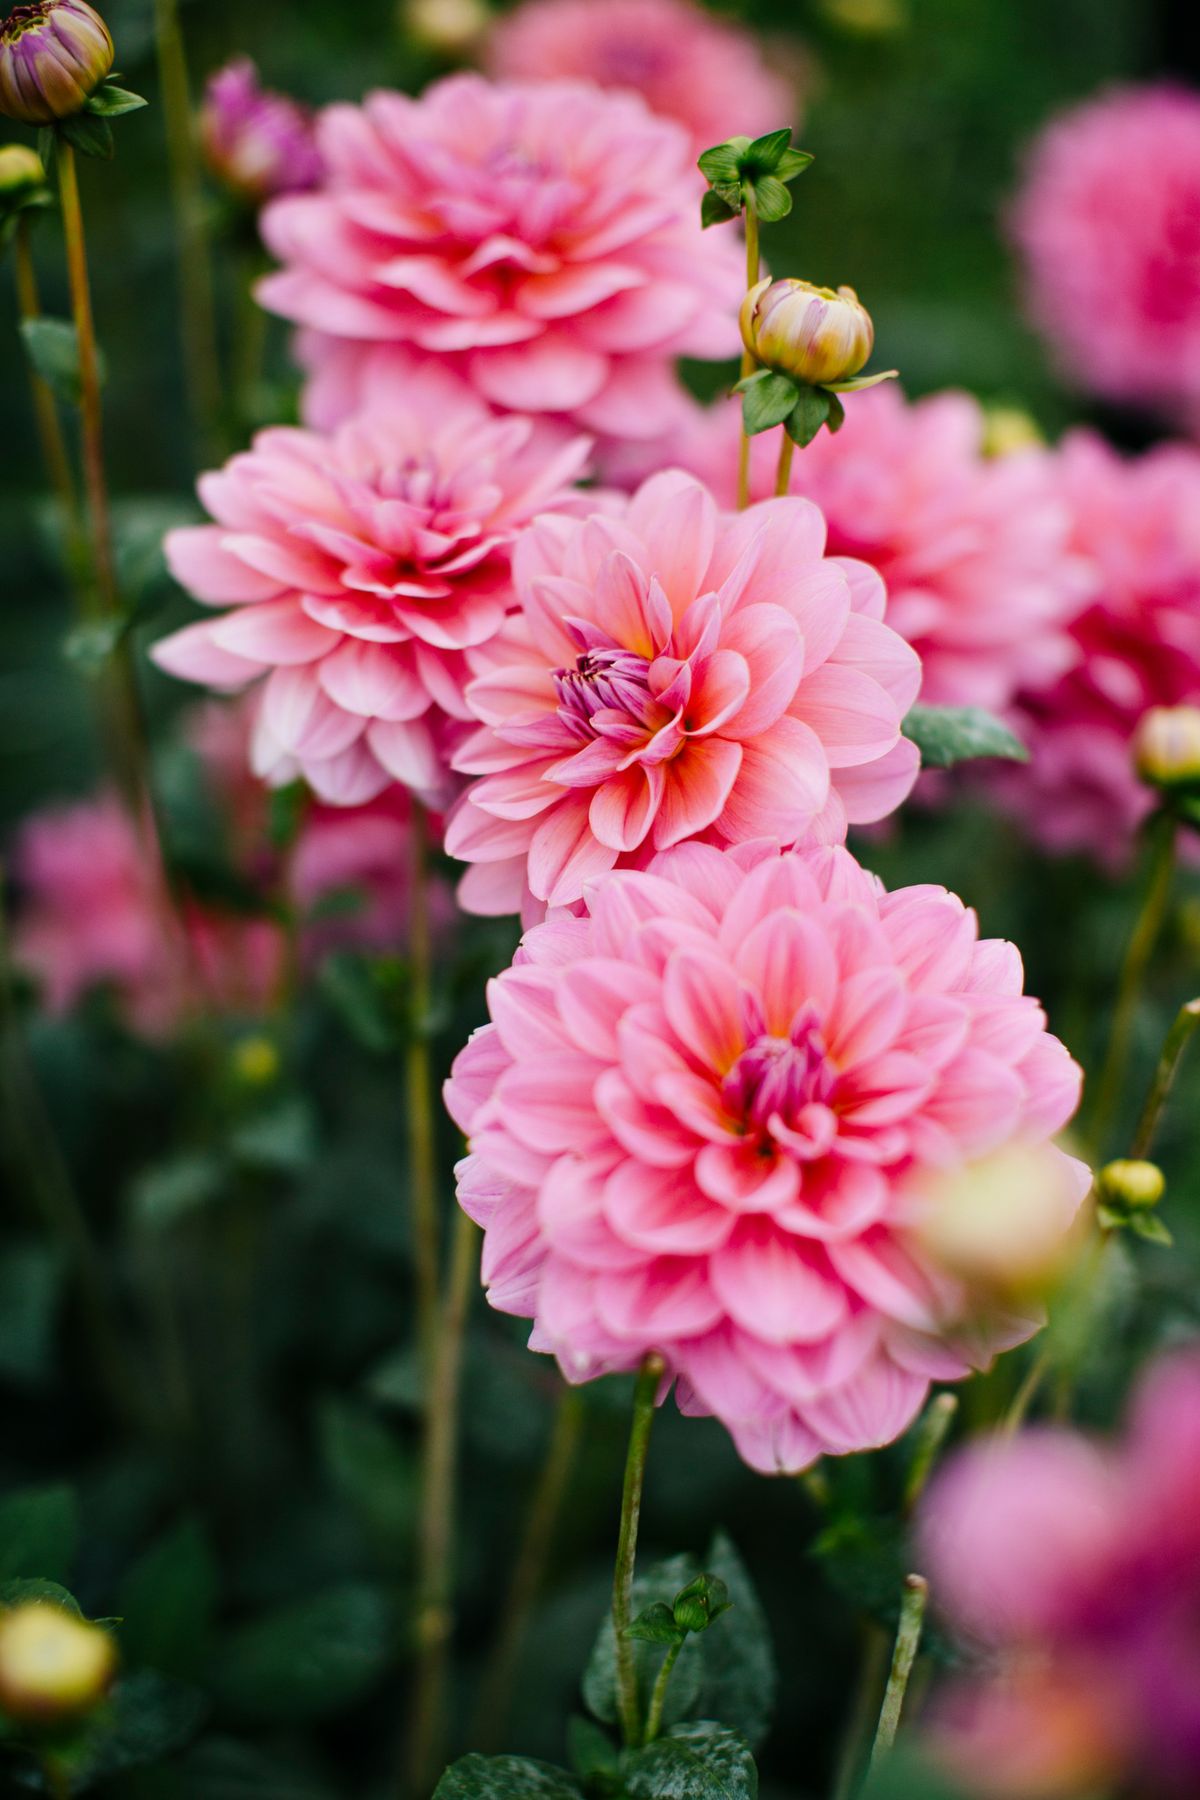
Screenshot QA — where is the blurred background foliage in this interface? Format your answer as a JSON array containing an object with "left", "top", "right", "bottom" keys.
[{"left": 2, "top": 2, "right": 1199, "bottom": 1797}]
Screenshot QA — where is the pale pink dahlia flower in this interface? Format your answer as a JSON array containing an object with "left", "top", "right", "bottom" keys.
[
  {"left": 485, "top": 0, "right": 798, "bottom": 158},
  {"left": 1001, "top": 430, "right": 1200, "bottom": 863},
  {"left": 444, "top": 472, "right": 922, "bottom": 917},
  {"left": 257, "top": 74, "right": 743, "bottom": 445},
  {"left": 1011, "top": 84, "right": 1200, "bottom": 419},
  {"left": 445, "top": 838, "right": 1087, "bottom": 1473},
  {"left": 152, "top": 362, "right": 591, "bottom": 809},
  {"left": 920, "top": 1347, "right": 1200, "bottom": 1797},
  {"left": 612, "top": 388, "right": 1089, "bottom": 713}
]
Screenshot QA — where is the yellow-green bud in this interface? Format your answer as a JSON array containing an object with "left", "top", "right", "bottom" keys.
[
  {"left": 0, "top": 1, "right": 113, "bottom": 126},
  {"left": 0, "top": 140, "right": 44, "bottom": 199},
  {"left": 981, "top": 406, "right": 1044, "bottom": 459},
  {"left": 1096, "top": 1159, "right": 1165, "bottom": 1210},
  {"left": 913, "top": 1143, "right": 1087, "bottom": 1302},
  {"left": 231, "top": 1033, "right": 280, "bottom": 1087},
  {"left": 739, "top": 277, "right": 875, "bottom": 388},
  {"left": 1132, "top": 706, "right": 1200, "bottom": 791},
  {"left": 0, "top": 1603, "right": 116, "bottom": 1723},
  {"left": 401, "top": 0, "right": 490, "bottom": 54}
]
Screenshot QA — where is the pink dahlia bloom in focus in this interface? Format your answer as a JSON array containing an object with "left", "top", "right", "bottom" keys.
[
  {"left": 200, "top": 58, "right": 323, "bottom": 206},
  {"left": 920, "top": 1346, "right": 1200, "bottom": 1797},
  {"left": 1011, "top": 84, "right": 1200, "bottom": 420},
  {"left": 1001, "top": 430, "right": 1200, "bottom": 864},
  {"left": 152, "top": 362, "right": 591, "bottom": 809},
  {"left": 444, "top": 472, "right": 922, "bottom": 917},
  {"left": 485, "top": 0, "right": 798, "bottom": 157},
  {"left": 257, "top": 74, "right": 743, "bottom": 446},
  {"left": 447, "top": 839, "right": 1086, "bottom": 1473}
]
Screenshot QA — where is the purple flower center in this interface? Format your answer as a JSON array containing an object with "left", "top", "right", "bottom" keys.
[
  {"left": 553, "top": 649, "right": 655, "bottom": 735},
  {"left": 1, "top": 4, "right": 55, "bottom": 43},
  {"left": 723, "top": 1013, "right": 834, "bottom": 1134}
]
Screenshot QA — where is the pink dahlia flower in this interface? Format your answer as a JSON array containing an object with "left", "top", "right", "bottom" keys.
[
  {"left": 445, "top": 838, "right": 1087, "bottom": 1473},
  {"left": 1011, "top": 84, "right": 1200, "bottom": 419},
  {"left": 484, "top": 0, "right": 798, "bottom": 157},
  {"left": 200, "top": 58, "right": 323, "bottom": 206},
  {"left": 257, "top": 74, "right": 743, "bottom": 446},
  {"left": 444, "top": 472, "right": 922, "bottom": 917},
  {"left": 613, "top": 388, "right": 1089, "bottom": 713},
  {"left": 1001, "top": 430, "right": 1200, "bottom": 863},
  {"left": 920, "top": 1346, "right": 1200, "bottom": 1797},
  {"left": 152, "top": 361, "right": 591, "bottom": 809}
]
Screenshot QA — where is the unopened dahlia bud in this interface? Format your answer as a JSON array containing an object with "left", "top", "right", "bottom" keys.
[
  {"left": 913, "top": 1143, "right": 1089, "bottom": 1305},
  {"left": 981, "top": 405, "right": 1044, "bottom": 458},
  {"left": 0, "top": 139, "right": 44, "bottom": 198},
  {"left": 200, "top": 59, "right": 321, "bottom": 206},
  {"left": 739, "top": 276, "right": 874, "bottom": 387},
  {"left": 1096, "top": 1158, "right": 1165, "bottom": 1210},
  {"left": 402, "top": 0, "right": 489, "bottom": 55},
  {"left": 0, "top": 1603, "right": 116, "bottom": 1723},
  {"left": 1132, "top": 705, "right": 1200, "bottom": 791},
  {"left": 0, "top": 1, "right": 113, "bottom": 126}
]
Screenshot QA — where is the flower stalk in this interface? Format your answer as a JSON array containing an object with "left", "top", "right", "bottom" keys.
[
  {"left": 1130, "top": 996, "right": 1200, "bottom": 1160},
  {"left": 12, "top": 213, "right": 82, "bottom": 556},
  {"left": 868, "top": 1573, "right": 929, "bottom": 1768},
  {"left": 405, "top": 801, "right": 441, "bottom": 1383},
  {"left": 736, "top": 197, "right": 760, "bottom": 511},
  {"left": 613, "top": 1351, "right": 665, "bottom": 1748}
]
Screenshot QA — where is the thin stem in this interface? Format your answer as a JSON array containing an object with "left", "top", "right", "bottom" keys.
[
  {"left": 56, "top": 141, "right": 115, "bottom": 624},
  {"left": 405, "top": 802, "right": 441, "bottom": 1382},
  {"left": 736, "top": 202, "right": 761, "bottom": 511},
  {"left": 613, "top": 1352, "right": 666, "bottom": 1749},
  {"left": 473, "top": 1384, "right": 585, "bottom": 1750},
  {"left": 153, "top": 0, "right": 223, "bottom": 458},
  {"left": 404, "top": 1206, "right": 479, "bottom": 1798},
  {"left": 902, "top": 1392, "right": 958, "bottom": 1514},
  {"left": 774, "top": 430, "right": 795, "bottom": 498},
  {"left": 643, "top": 1641, "right": 683, "bottom": 1745},
  {"left": 1002, "top": 1344, "right": 1050, "bottom": 1436},
  {"left": 1130, "top": 996, "right": 1200, "bottom": 1160},
  {"left": 12, "top": 216, "right": 83, "bottom": 557},
  {"left": 829, "top": 1623, "right": 888, "bottom": 1800},
  {"left": 1089, "top": 815, "right": 1178, "bottom": 1156},
  {"left": 868, "top": 1575, "right": 929, "bottom": 1769}
]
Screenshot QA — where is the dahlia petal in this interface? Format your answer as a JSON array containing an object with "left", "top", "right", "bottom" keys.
[
  {"left": 710, "top": 1221, "right": 848, "bottom": 1346},
  {"left": 653, "top": 738, "right": 743, "bottom": 849},
  {"left": 603, "top": 1163, "right": 734, "bottom": 1256},
  {"left": 661, "top": 946, "right": 746, "bottom": 1074},
  {"left": 166, "top": 526, "right": 282, "bottom": 603},
  {"left": 301, "top": 738, "right": 394, "bottom": 806},
  {"left": 366, "top": 718, "right": 445, "bottom": 795},
  {"left": 832, "top": 736, "right": 921, "bottom": 826},
  {"left": 716, "top": 717, "right": 828, "bottom": 843},
  {"left": 593, "top": 1258, "right": 725, "bottom": 1342},
  {"left": 627, "top": 474, "right": 717, "bottom": 618},
  {"left": 800, "top": 1353, "right": 928, "bottom": 1454},
  {"left": 150, "top": 620, "right": 262, "bottom": 690},
  {"left": 209, "top": 598, "right": 339, "bottom": 666},
  {"left": 488, "top": 967, "right": 569, "bottom": 1059},
  {"left": 527, "top": 797, "right": 620, "bottom": 906},
  {"left": 470, "top": 339, "right": 610, "bottom": 413},
  {"left": 719, "top": 604, "right": 806, "bottom": 737},
  {"left": 557, "top": 958, "right": 658, "bottom": 1059},
  {"left": 496, "top": 1054, "right": 610, "bottom": 1155},
  {"left": 693, "top": 1143, "right": 801, "bottom": 1214},
  {"left": 316, "top": 638, "right": 430, "bottom": 721},
  {"left": 735, "top": 910, "right": 839, "bottom": 1033},
  {"left": 793, "top": 664, "right": 902, "bottom": 770}
]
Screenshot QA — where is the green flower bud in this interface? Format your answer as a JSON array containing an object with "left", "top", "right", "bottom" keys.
[
  {"left": 1096, "top": 1159, "right": 1165, "bottom": 1210},
  {"left": 739, "top": 276, "right": 874, "bottom": 387},
  {"left": 1132, "top": 705, "right": 1200, "bottom": 792},
  {"left": 0, "top": 2, "right": 114, "bottom": 127},
  {"left": 0, "top": 1603, "right": 116, "bottom": 1723},
  {"left": 0, "top": 139, "right": 44, "bottom": 200}
]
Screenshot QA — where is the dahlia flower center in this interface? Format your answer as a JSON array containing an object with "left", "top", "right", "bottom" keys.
[
  {"left": 722, "top": 1015, "right": 835, "bottom": 1137},
  {"left": 553, "top": 649, "right": 656, "bottom": 736},
  {"left": 2, "top": 4, "right": 53, "bottom": 42}
]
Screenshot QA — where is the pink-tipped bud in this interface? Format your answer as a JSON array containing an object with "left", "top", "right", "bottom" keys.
[
  {"left": 1132, "top": 704, "right": 1200, "bottom": 791},
  {"left": 739, "top": 276, "right": 874, "bottom": 386},
  {"left": 199, "top": 58, "right": 322, "bottom": 206},
  {"left": 0, "top": 1, "right": 113, "bottom": 126},
  {"left": 0, "top": 1603, "right": 117, "bottom": 1724}
]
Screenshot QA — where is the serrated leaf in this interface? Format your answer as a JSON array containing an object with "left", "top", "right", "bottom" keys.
[
  {"left": 626, "top": 1600, "right": 686, "bottom": 1645},
  {"left": 117, "top": 1519, "right": 218, "bottom": 1679},
  {"left": 0, "top": 1482, "right": 79, "bottom": 1584},
  {"left": 622, "top": 1722, "right": 758, "bottom": 1800},
  {"left": 786, "top": 386, "right": 831, "bottom": 447},
  {"left": 60, "top": 111, "right": 114, "bottom": 159},
  {"left": 434, "top": 1755, "right": 584, "bottom": 1799},
  {"left": 213, "top": 1582, "right": 394, "bottom": 1723},
  {"left": 901, "top": 704, "right": 1029, "bottom": 769},
  {"left": 84, "top": 83, "right": 148, "bottom": 117},
  {"left": 747, "top": 174, "right": 792, "bottom": 222},
  {"left": 746, "top": 128, "right": 793, "bottom": 169},
  {"left": 700, "top": 189, "right": 739, "bottom": 228},
  {"left": 740, "top": 370, "right": 801, "bottom": 435},
  {"left": 19, "top": 316, "right": 106, "bottom": 405}
]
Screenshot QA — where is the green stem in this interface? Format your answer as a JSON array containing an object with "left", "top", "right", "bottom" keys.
[
  {"left": 643, "top": 1641, "right": 683, "bottom": 1746},
  {"left": 774, "top": 429, "right": 795, "bottom": 498},
  {"left": 405, "top": 803, "right": 441, "bottom": 1383},
  {"left": 56, "top": 141, "right": 116, "bottom": 625},
  {"left": 404, "top": 1206, "right": 479, "bottom": 1798},
  {"left": 233, "top": 244, "right": 270, "bottom": 433},
  {"left": 829, "top": 1623, "right": 888, "bottom": 1800},
  {"left": 473, "top": 1384, "right": 585, "bottom": 1750},
  {"left": 613, "top": 1353, "right": 665, "bottom": 1749},
  {"left": 736, "top": 201, "right": 761, "bottom": 511},
  {"left": 868, "top": 1575, "right": 929, "bottom": 1769},
  {"left": 1130, "top": 996, "right": 1200, "bottom": 1160},
  {"left": 12, "top": 215, "right": 83, "bottom": 563},
  {"left": 902, "top": 1392, "right": 958, "bottom": 1514},
  {"left": 153, "top": 0, "right": 223, "bottom": 458},
  {"left": 1088, "top": 814, "right": 1177, "bottom": 1156},
  {"left": 1002, "top": 1344, "right": 1050, "bottom": 1436}
]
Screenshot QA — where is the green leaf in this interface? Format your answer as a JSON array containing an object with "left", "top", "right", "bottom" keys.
[
  {"left": 0, "top": 1242, "right": 63, "bottom": 1384},
  {"left": 84, "top": 83, "right": 148, "bottom": 117},
  {"left": 267, "top": 780, "right": 308, "bottom": 852},
  {"left": 622, "top": 1722, "right": 757, "bottom": 1800},
  {"left": 858, "top": 1745, "right": 974, "bottom": 1800},
  {"left": 434, "top": 1755, "right": 584, "bottom": 1799},
  {"left": 317, "top": 1397, "right": 416, "bottom": 1552},
  {"left": 175, "top": 1737, "right": 338, "bottom": 1799},
  {"left": 59, "top": 111, "right": 114, "bottom": 160},
  {"left": 901, "top": 704, "right": 1030, "bottom": 769},
  {"left": 69, "top": 1671, "right": 206, "bottom": 1790},
  {"left": 1130, "top": 1211, "right": 1174, "bottom": 1246},
  {"left": 229, "top": 1096, "right": 317, "bottom": 1173},
  {"left": 117, "top": 1519, "right": 218, "bottom": 1678},
  {"left": 566, "top": 1716, "right": 620, "bottom": 1782},
  {"left": 739, "top": 370, "right": 800, "bottom": 436},
  {"left": 0, "top": 1482, "right": 79, "bottom": 1584},
  {"left": 626, "top": 1601, "right": 686, "bottom": 1645},
  {"left": 128, "top": 1152, "right": 226, "bottom": 1232},
  {"left": 746, "top": 174, "right": 792, "bottom": 222},
  {"left": 317, "top": 951, "right": 408, "bottom": 1054},
  {"left": 0, "top": 1578, "right": 81, "bottom": 1614},
  {"left": 19, "top": 316, "right": 106, "bottom": 405},
  {"left": 825, "top": 392, "right": 847, "bottom": 434},
  {"left": 213, "top": 1582, "right": 394, "bottom": 1722},
  {"left": 785, "top": 386, "right": 831, "bottom": 447},
  {"left": 700, "top": 189, "right": 739, "bottom": 228}
]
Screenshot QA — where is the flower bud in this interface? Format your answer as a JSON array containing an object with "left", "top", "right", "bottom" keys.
[
  {"left": 200, "top": 58, "right": 322, "bottom": 206},
  {"left": 1096, "top": 1158, "right": 1165, "bottom": 1210},
  {"left": 1132, "top": 705, "right": 1200, "bottom": 792},
  {"left": 0, "top": 2, "right": 113, "bottom": 126},
  {"left": 402, "top": 0, "right": 490, "bottom": 55},
  {"left": 913, "top": 1143, "right": 1089, "bottom": 1305},
  {"left": 0, "top": 139, "right": 44, "bottom": 199},
  {"left": 739, "top": 276, "right": 874, "bottom": 387},
  {"left": 0, "top": 1603, "right": 116, "bottom": 1723},
  {"left": 981, "top": 405, "right": 1044, "bottom": 458},
  {"left": 230, "top": 1032, "right": 280, "bottom": 1087}
]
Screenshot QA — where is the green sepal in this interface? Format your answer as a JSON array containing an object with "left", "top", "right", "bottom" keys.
[
  {"left": 625, "top": 1600, "right": 686, "bottom": 1645},
  {"left": 672, "top": 1572, "right": 733, "bottom": 1635},
  {"left": 823, "top": 369, "right": 900, "bottom": 393},
  {"left": 745, "top": 127, "right": 794, "bottom": 168},
  {"left": 737, "top": 369, "right": 801, "bottom": 435},
  {"left": 901, "top": 704, "right": 1029, "bottom": 769},
  {"left": 700, "top": 189, "right": 739, "bottom": 229},
  {"left": 776, "top": 147, "right": 815, "bottom": 180},
  {"left": 84, "top": 82, "right": 149, "bottom": 118},
  {"left": 697, "top": 138, "right": 752, "bottom": 186},
  {"left": 58, "top": 111, "right": 114, "bottom": 160},
  {"left": 785, "top": 385, "right": 831, "bottom": 447},
  {"left": 747, "top": 174, "right": 792, "bottom": 222},
  {"left": 825, "top": 392, "right": 847, "bottom": 434}
]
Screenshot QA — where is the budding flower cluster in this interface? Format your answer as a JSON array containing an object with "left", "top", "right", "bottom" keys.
[
  {"left": 740, "top": 276, "right": 875, "bottom": 387},
  {"left": 0, "top": 1602, "right": 116, "bottom": 1724},
  {"left": 0, "top": 0, "right": 112, "bottom": 125}
]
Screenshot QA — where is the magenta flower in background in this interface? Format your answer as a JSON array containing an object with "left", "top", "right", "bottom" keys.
[
  {"left": 1011, "top": 84, "right": 1200, "bottom": 421},
  {"left": 1000, "top": 430, "right": 1200, "bottom": 864},
  {"left": 200, "top": 57, "right": 323, "bottom": 206},
  {"left": 484, "top": 0, "right": 799, "bottom": 156},
  {"left": 256, "top": 74, "right": 743, "bottom": 446},
  {"left": 444, "top": 471, "right": 922, "bottom": 919},
  {"left": 920, "top": 1346, "right": 1200, "bottom": 1797},
  {"left": 151, "top": 360, "right": 591, "bottom": 809},
  {"left": 445, "top": 838, "right": 1087, "bottom": 1474}
]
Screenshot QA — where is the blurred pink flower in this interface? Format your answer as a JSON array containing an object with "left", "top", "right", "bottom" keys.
[
  {"left": 920, "top": 1346, "right": 1200, "bottom": 1797},
  {"left": 613, "top": 388, "right": 1089, "bottom": 713},
  {"left": 200, "top": 57, "right": 322, "bottom": 206},
  {"left": 1001, "top": 430, "right": 1200, "bottom": 863},
  {"left": 485, "top": 0, "right": 798, "bottom": 156},
  {"left": 10, "top": 794, "right": 284, "bottom": 1039},
  {"left": 152, "top": 361, "right": 590, "bottom": 809},
  {"left": 1011, "top": 84, "right": 1200, "bottom": 419},
  {"left": 257, "top": 74, "right": 743, "bottom": 446},
  {"left": 444, "top": 471, "right": 922, "bottom": 917},
  {"left": 445, "top": 838, "right": 1087, "bottom": 1473}
]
